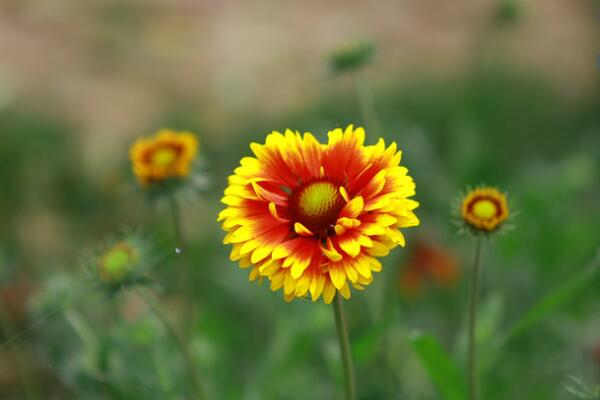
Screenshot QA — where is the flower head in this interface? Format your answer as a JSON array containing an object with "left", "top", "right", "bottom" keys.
[
  {"left": 219, "top": 125, "right": 419, "bottom": 303},
  {"left": 98, "top": 241, "right": 139, "bottom": 284},
  {"left": 130, "top": 129, "right": 198, "bottom": 187},
  {"left": 460, "top": 187, "right": 509, "bottom": 234},
  {"left": 86, "top": 232, "right": 154, "bottom": 292}
]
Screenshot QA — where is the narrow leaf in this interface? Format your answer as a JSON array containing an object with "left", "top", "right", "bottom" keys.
[
  {"left": 408, "top": 332, "right": 466, "bottom": 400},
  {"left": 505, "top": 251, "right": 600, "bottom": 342}
]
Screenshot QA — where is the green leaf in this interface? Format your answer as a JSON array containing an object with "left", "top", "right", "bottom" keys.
[
  {"left": 352, "top": 317, "right": 393, "bottom": 363},
  {"left": 408, "top": 332, "right": 466, "bottom": 400},
  {"left": 505, "top": 252, "right": 600, "bottom": 342}
]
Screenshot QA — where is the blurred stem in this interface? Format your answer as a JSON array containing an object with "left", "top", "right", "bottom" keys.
[
  {"left": 64, "top": 307, "right": 99, "bottom": 366},
  {"left": 152, "top": 345, "right": 177, "bottom": 400},
  {"left": 467, "top": 236, "right": 484, "bottom": 400},
  {"left": 169, "top": 196, "right": 194, "bottom": 335},
  {"left": 333, "top": 294, "right": 356, "bottom": 400},
  {"left": 135, "top": 287, "right": 204, "bottom": 400},
  {"left": 65, "top": 306, "right": 122, "bottom": 397},
  {"left": 0, "top": 295, "right": 39, "bottom": 400},
  {"left": 355, "top": 73, "right": 381, "bottom": 135},
  {"left": 169, "top": 196, "right": 184, "bottom": 248}
]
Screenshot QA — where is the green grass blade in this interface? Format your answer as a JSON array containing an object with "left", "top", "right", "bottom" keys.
[
  {"left": 408, "top": 332, "right": 466, "bottom": 400},
  {"left": 505, "top": 250, "right": 600, "bottom": 342}
]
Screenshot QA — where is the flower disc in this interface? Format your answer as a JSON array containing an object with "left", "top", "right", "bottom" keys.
[{"left": 289, "top": 179, "right": 345, "bottom": 236}]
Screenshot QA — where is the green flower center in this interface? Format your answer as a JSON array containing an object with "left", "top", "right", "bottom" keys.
[
  {"left": 100, "top": 242, "right": 138, "bottom": 282},
  {"left": 472, "top": 199, "right": 497, "bottom": 219},
  {"left": 289, "top": 180, "right": 344, "bottom": 235},
  {"left": 151, "top": 147, "right": 177, "bottom": 166}
]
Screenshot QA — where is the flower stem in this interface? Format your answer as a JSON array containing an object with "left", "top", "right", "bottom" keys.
[
  {"left": 135, "top": 288, "right": 204, "bottom": 400},
  {"left": 355, "top": 73, "right": 381, "bottom": 136},
  {"left": 467, "top": 236, "right": 484, "bottom": 400},
  {"left": 168, "top": 196, "right": 195, "bottom": 335},
  {"left": 333, "top": 294, "right": 356, "bottom": 400},
  {"left": 169, "top": 196, "right": 184, "bottom": 249}
]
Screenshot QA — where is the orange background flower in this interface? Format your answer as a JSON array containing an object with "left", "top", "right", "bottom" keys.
[
  {"left": 399, "top": 240, "right": 459, "bottom": 298},
  {"left": 130, "top": 129, "right": 198, "bottom": 186}
]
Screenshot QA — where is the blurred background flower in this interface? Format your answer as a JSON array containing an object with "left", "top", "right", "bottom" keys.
[
  {"left": 399, "top": 239, "right": 460, "bottom": 299},
  {"left": 130, "top": 129, "right": 198, "bottom": 187},
  {"left": 458, "top": 186, "right": 510, "bottom": 234}
]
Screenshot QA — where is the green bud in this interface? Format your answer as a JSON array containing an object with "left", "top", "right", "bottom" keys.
[
  {"left": 98, "top": 241, "right": 139, "bottom": 283},
  {"left": 329, "top": 39, "right": 375, "bottom": 73},
  {"left": 494, "top": 0, "right": 521, "bottom": 25}
]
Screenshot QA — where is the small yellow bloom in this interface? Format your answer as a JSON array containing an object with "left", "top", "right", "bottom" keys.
[
  {"left": 461, "top": 187, "right": 509, "bottom": 232},
  {"left": 130, "top": 129, "right": 198, "bottom": 186},
  {"left": 98, "top": 241, "right": 139, "bottom": 283}
]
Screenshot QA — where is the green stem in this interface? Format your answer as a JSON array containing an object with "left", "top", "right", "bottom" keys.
[
  {"left": 355, "top": 74, "right": 382, "bottom": 136},
  {"left": 135, "top": 288, "right": 204, "bottom": 400},
  {"left": 169, "top": 196, "right": 184, "bottom": 249},
  {"left": 333, "top": 294, "right": 356, "bottom": 400},
  {"left": 169, "top": 196, "right": 195, "bottom": 336},
  {"left": 467, "top": 236, "right": 484, "bottom": 400},
  {"left": 64, "top": 308, "right": 99, "bottom": 365}
]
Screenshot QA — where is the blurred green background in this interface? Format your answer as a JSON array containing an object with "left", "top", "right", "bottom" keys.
[{"left": 1, "top": 1, "right": 599, "bottom": 399}]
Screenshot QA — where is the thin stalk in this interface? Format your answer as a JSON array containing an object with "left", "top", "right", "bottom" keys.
[
  {"left": 467, "top": 236, "right": 484, "bottom": 400},
  {"left": 355, "top": 74, "right": 382, "bottom": 136},
  {"left": 168, "top": 196, "right": 194, "bottom": 335},
  {"left": 135, "top": 287, "right": 204, "bottom": 400},
  {"left": 333, "top": 294, "right": 356, "bottom": 400},
  {"left": 64, "top": 308, "right": 99, "bottom": 366},
  {"left": 169, "top": 196, "right": 184, "bottom": 249}
]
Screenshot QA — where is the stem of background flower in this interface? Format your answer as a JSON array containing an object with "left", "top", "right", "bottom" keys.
[
  {"left": 66, "top": 306, "right": 125, "bottom": 397},
  {"left": 355, "top": 73, "right": 382, "bottom": 136},
  {"left": 168, "top": 196, "right": 194, "bottom": 335},
  {"left": 135, "top": 287, "right": 204, "bottom": 400},
  {"left": 0, "top": 296, "right": 39, "bottom": 400},
  {"left": 169, "top": 196, "right": 184, "bottom": 248},
  {"left": 467, "top": 236, "right": 484, "bottom": 400},
  {"left": 333, "top": 294, "right": 356, "bottom": 400}
]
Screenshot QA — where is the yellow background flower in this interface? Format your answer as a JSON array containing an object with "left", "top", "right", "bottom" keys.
[
  {"left": 130, "top": 129, "right": 198, "bottom": 186},
  {"left": 461, "top": 187, "right": 509, "bottom": 232}
]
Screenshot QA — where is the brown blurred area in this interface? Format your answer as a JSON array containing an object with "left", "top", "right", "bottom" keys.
[
  {"left": 0, "top": 279, "right": 34, "bottom": 329},
  {"left": 399, "top": 239, "right": 460, "bottom": 298},
  {"left": 0, "top": 0, "right": 597, "bottom": 148}
]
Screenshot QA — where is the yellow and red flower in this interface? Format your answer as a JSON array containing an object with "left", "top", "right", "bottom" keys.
[
  {"left": 219, "top": 125, "right": 419, "bottom": 303},
  {"left": 130, "top": 129, "right": 198, "bottom": 186},
  {"left": 461, "top": 187, "right": 509, "bottom": 232}
]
